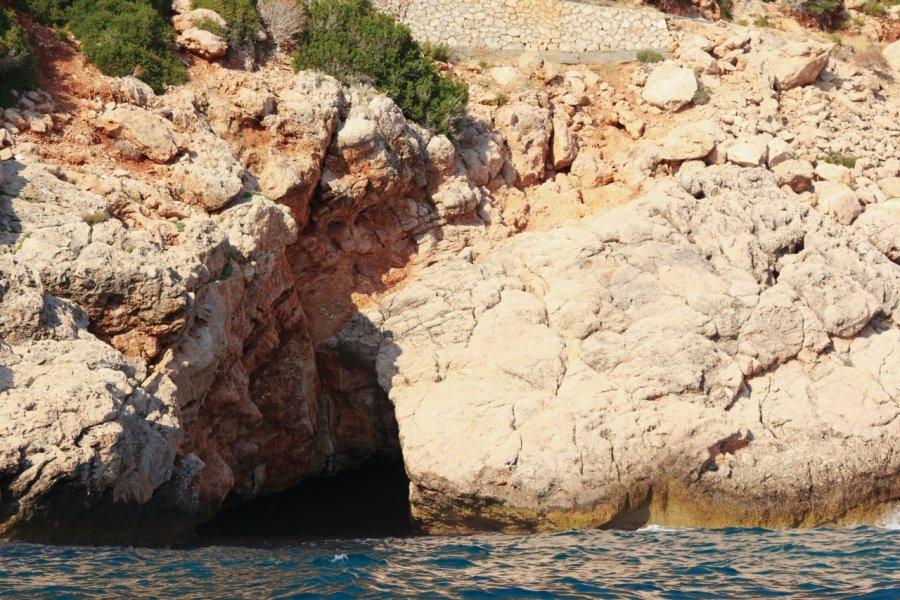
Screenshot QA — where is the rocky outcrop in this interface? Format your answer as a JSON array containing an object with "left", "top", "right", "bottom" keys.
[
  {"left": 370, "top": 167, "right": 900, "bottom": 533},
  {"left": 95, "top": 105, "right": 180, "bottom": 164}
]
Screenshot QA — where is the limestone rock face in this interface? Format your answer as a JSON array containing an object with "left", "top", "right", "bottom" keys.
[
  {"left": 641, "top": 65, "right": 698, "bottom": 111},
  {"left": 495, "top": 102, "right": 552, "bottom": 187},
  {"left": 95, "top": 105, "right": 180, "bottom": 163},
  {"left": 767, "top": 42, "right": 831, "bottom": 91},
  {"left": 371, "top": 167, "right": 900, "bottom": 533}
]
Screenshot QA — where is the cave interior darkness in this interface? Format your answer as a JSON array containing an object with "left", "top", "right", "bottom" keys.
[{"left": 195, "top": 459, "right": 413, "bottom": 540}]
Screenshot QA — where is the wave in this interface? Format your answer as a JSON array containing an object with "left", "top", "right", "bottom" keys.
[
  {"left": 875, "top": 506, "right": 900, "bottom": 531},
  {"left": 636, "top": 524, "right": 683, "bottom": 533}
]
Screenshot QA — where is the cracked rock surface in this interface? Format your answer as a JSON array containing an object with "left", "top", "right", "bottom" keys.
[{"left": 370, "top": 167, "right": 900, "bottom": 532}]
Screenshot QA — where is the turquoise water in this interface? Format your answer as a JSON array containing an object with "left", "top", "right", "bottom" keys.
[{"left": 0, "top": 525, "right": 897, "bottom": 598}]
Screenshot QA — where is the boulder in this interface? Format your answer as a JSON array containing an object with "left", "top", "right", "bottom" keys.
[
  {"left": 641, "top": 64, "right": 699, "bottom": 111},
  {"left": 883, "top": 41, "right": 900, "bottom": 73},
  {"left": 816, "top": 181, "right": 861, "bottom": 225},
  {"left": 176, "top": 28, "right": 228, "bottom": 59},
  {"left": 490, "top": 66, "right": 526, "bottom": 87},
  {"left": 570, "top": 148, "right": 614, "bottom": 188},
  {"left": 766, "top": 138, "right": 796, "bottom": 168},
  {"left": 173, "top": 8, "right": 226, "bottom": 33},
  {"left": 95, "top": 105, "right": 179, "bottom": 163},
  {"left": 658, "top": 121, "right": 718, "bottom": 161},
  {"left": 549, "top": 116, "right": 578, "bottom": 170},
  {"left": 495, "top": 103, "right": 552, "bottom": 187},
  {"left": 774, "top": 159, "right": 814, "bottom": 192},
  {"left": 727, "top": 140, "right": 768, "bottom": 167},
  {"left": 678, "top": 46, "right": 721, "bottom": 75},
  {"left": 110, "top": 77, "right": 156, "bottom": 107},
  {"left": 815, "top": 162, "right": 853, "bottom": 184},
  {"left": 878, "top": 176, "right": 900, "bottom": 198},
  {"left": 767, "top": 42, "right": 831, "bottom": 91}
]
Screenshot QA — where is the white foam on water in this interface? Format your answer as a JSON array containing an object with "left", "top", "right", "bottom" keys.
[
  {"left": 875, "top": 506, "right": 900, "bottom": 531},
  {"left": 636, "top": 524, "right": 681, "bottom": 533},
  {"left": 331, "top": 553, "right": 349, "bottom": 562}
]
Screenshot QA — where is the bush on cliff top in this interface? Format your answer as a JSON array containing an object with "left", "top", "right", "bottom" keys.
[
  {"left": 292, "top": 0, "right": 468, "bottom": 137},
  {"left": 786, "top": 0, "right": 845, "bottom": 28},
  {"left": 0, "top": 9, "right": 36, "bottom": 107},
  {"left": 193, "top": 0, "right": 262, "bottom": 46},
  {"left": 67, "top": 0, "right": 186, "bottom": 93}
]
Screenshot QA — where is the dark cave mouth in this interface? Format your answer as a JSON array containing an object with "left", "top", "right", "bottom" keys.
[{"left": 194, "top": 459, "right": 413, "bottom": 541}]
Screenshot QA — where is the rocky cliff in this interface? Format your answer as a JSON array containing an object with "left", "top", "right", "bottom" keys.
[{"left": 1, "top": 9, "right": 899, "bottom": 543}]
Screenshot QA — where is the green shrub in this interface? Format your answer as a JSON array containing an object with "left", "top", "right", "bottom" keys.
[
  {"left": 496, "top": 92, "right": 507, "bottom": 107},
  {"left": 828, "top": 33, "right": 843, "bottom": 45},
  {"left": 68, "top": 0, "right": 186, "bottom": 93},
  {"left": 636, "top": 48, "right": 663, "bottom": 63},
  {"left": 788, "top": 0, "right": 845, "bottom": 28},
  {"left": 193, "top": 0, "right": 262, "bottom": 46},
  {"left": 292, "top": 0, "right": 468, "bottom": 136},
  {"left": 422, "top": 41, "right": 450, "bottom": 62},
  {"left": 819, "top": 151, "right": 857, "bottom": 168},
  {"left": 717, "top": 0, "right": 734, "bottom": 21},
  {"left": 753, "top": 15, "right": 771, "bottom": 26},
  {"left": 692, "top": 86, "right": 711, "bottom": 105},
  {"left": 862, "top": 0, "right": 887, "bottom": 15},
  {"left": 12, "top": 0, "right": 73, "bottom": 25},
  {"left": 193, "top": 15, "right": 227, "bottom": 37},
  {"left": 0, "top": 9, "right": 36, "bottom": 107}
]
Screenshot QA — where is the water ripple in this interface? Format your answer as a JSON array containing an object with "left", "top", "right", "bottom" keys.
[{"left": 0, "top": 527, "right": 896, "bottom": 598}]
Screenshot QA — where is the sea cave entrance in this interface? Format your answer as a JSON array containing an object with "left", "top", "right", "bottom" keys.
[{"left": 195, "top": 459, "right": 413, "bottom": 540}]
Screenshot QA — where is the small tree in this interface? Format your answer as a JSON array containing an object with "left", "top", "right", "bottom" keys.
[{"left": 257, "top": 0, "right": 307, "bottom": 50}]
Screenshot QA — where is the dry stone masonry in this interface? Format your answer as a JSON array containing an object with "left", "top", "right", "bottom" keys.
[{"left": 372, "top": 0, "right": 671, "bottom": 52}]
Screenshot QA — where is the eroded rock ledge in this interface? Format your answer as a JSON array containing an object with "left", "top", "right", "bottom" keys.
[{"left": 369, "top": 167, "right": 900, "bottom": 532}]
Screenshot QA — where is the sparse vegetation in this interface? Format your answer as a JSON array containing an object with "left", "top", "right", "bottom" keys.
[
  {"left": 862, "top": 0, "right": 887, "bottom": 16},
  {"left": 81, "top": 210, "right": 108, "bottom": 226},
  {"left": 819, "top": 151, "right": 858, "bottom": 168},
  {"left": 193, "top": 16, "right": 227, "bottom": 38},
  {"left": 636, "top": 48, "right": 664, "bottom": 63},
  {"left": 0, "top": 9, "right": 36, "bottom": 107},
  {"left": 828, "top": 33, "right": 843, "bottom": 45},
  {"left": 692, "top": 86, "right": 711, "bottom": 105},
  {"left": 193, "top": 0, "right": 262, "bottom": 46},
  {"left": 753, "top": 15, "right": 771, "bottom": 27},
  {"left": 422, "top": 41, "right": 450, "bottom": 62},
  {"left": 292, "top": 0, "right": 468, "bottom": 136},
  {"left": 496, "top": 92, "right": 508, "bottom": 107},
  {"left": 850, "top": 45, "right": 890, "bottom": 72},
  {"left": 257, "top": 0, "right": 307, "bottom": 50},
  {"left": 787, "top": 0, "right": 845, "bottom": 29},
  {"left": 175, "top": 220, "right": 186, "bottom": 232},
  {"left": 716, "top": 0, "right": 734, "bottom": 21}
]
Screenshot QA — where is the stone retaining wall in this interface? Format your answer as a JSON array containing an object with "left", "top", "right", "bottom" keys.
[{"left": 372, "top": 0, "right": 671, "bottom": 52}]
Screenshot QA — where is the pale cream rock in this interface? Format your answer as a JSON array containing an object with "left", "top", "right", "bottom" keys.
[
  {"left": 176, "top": 28, "right": 228, "bottom": 59},
  {"left": 95, "top": 105, "right": 179, "bottom": 163},
  {"left": 641, "top": 64, "right": 699, "bottom": 111},
  {"left": 816, "top": 181, "right": 862, "bottom": 225},
  {"left": 768, "top": 42, "right": 831, "bottom": 91}
]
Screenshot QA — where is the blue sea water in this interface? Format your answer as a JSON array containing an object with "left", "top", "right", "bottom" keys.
[{"left": 0, "top": 523, "right": 897, "bottom": 598}]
